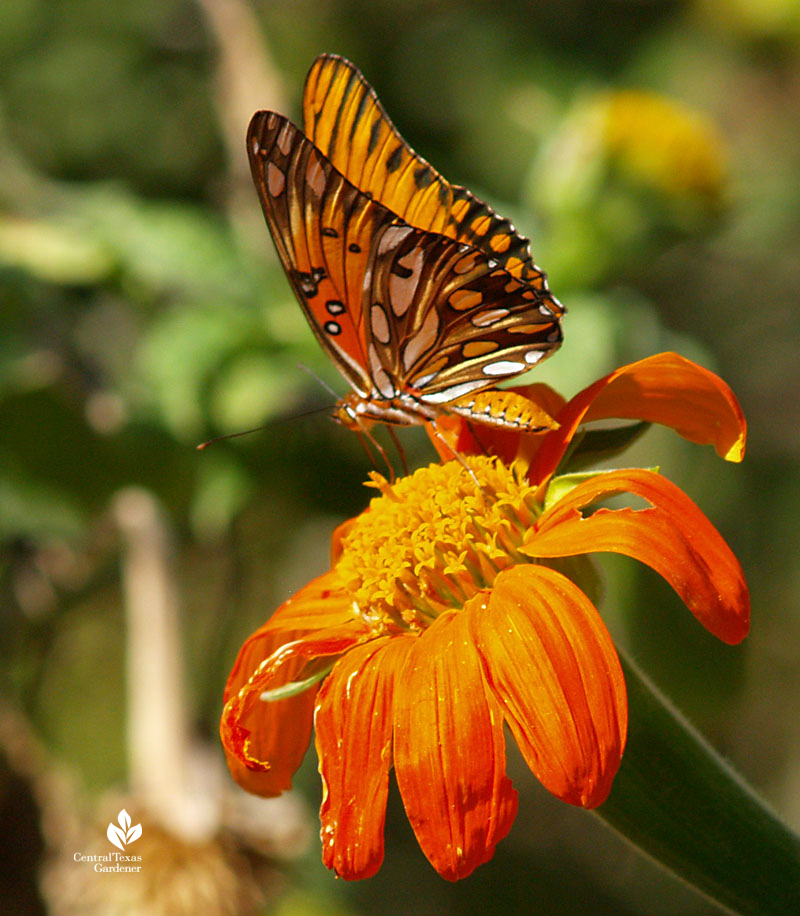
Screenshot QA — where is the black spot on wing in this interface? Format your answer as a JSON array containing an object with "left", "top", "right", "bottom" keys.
[
  {"left": 349, "top": 83, "right": 371, "bottom": 144},
  {"left": 328, "top": 68, "right": 359, "bottom": 153},
  {"left": 368, "top": 118, "right": 382, "bottom": 156},
  {"left": 386, "top": 144, "right": 404, "bottom": 173},
  {"left": 414, "top": 165, "right": 434, "bottom": 188}
]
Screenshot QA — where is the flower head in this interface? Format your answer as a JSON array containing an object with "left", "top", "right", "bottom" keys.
[{"left": 220, "top": 352, "right": 749, "bottom": 881}]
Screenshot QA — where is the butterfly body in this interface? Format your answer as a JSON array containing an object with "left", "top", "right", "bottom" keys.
[{"left": 249, "top": 56, "right": 564, "bottom": 435}]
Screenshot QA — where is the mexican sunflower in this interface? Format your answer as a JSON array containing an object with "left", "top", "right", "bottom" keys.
[{"left": 220, "top": 352, "right": 749, "bottom": 881}]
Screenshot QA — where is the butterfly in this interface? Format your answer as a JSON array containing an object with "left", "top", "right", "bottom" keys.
[{"left": 248, "top": 54, "right": 564, "bottom": 440}]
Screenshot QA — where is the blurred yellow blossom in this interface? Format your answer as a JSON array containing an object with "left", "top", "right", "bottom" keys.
[{"left": 600, "top": 90, "right": 726, "bottom": 202}]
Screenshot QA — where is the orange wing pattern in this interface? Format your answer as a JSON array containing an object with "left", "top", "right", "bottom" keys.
[
  {"left": 248, "top": 112, "right": 561, "bottom": 410},
  {"left": 303, "top": 54, "right": 550, "bottom": 288}
]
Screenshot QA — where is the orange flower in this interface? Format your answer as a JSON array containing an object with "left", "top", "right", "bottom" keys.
[{"left": 220, "top": 352, "right": 749, "bottom": 881}]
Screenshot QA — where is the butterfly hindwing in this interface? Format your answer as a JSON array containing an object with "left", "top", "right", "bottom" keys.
[{"left": 365, "top": 221, "right": 562, "bottom": 403}]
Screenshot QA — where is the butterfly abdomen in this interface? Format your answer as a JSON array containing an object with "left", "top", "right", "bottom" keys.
[{"left": 449, "top": 390, "right": 559, "bottom": 432}]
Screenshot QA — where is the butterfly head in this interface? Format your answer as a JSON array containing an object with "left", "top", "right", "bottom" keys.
[{"left": 332, "top": 393, "right": 372, "bottom": 431}]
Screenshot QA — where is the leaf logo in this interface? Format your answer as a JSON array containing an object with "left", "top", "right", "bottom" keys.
[{"left": 107, "top": 809, "right": 142, "bottom": 851}]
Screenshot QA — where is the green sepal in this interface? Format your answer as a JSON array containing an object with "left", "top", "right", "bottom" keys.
[
  {"left": 259, "top": 662, "right": 333, "bottom": 702},
  {"left": 560, "top": 421, "right": 651, "bottom": 474}
]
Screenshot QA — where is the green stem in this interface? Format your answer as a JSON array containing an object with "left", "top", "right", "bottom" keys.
[{"left": 595, "top": 651, "right": 800, "bottom": 916}]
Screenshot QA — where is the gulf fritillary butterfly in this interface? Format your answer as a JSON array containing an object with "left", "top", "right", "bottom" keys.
[{"left": 248, "top": 54, "right": 564, "bottom": 437}]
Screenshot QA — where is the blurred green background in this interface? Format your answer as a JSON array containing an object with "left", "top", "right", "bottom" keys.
[{"left": 1, "top": 0, "right": 799, "bottom": 914}]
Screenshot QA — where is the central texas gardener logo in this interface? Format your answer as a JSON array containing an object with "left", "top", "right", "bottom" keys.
[{"left": 107, "top": 809, "right": 142, "bottom": 851}]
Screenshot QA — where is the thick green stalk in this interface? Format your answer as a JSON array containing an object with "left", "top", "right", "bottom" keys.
[{"left": 595, "top": 651, "right": 800, "bottom": 915}]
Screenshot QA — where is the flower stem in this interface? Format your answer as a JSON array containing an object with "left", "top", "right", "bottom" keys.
[{"left": 595, "top": 651, "right": 800, "bottom": 915}]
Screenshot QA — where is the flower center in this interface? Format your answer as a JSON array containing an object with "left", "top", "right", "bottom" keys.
[{"left": 336, "top": 456, "right": 541, "bottom": 630}]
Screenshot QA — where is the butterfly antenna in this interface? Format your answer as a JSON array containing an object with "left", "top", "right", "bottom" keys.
[
  {"left": 196, "top": 404, "right": 333, "bottom": 450},
  {"left": 197, "top": 425, "right": 271, "bottom": 450},
  {"left": 297, "top": 362, "right": 341, "bottom": 401}
]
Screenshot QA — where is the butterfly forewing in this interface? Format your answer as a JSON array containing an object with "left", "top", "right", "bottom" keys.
[
  {"left": 303, "top": 54, "right": 553, "bottom": 288},
  {"left": 303, "top": 54, "right": 453, "bottom": 236},
  {"left": 248, "top": 111, "right": 389, "bottom": 396}
]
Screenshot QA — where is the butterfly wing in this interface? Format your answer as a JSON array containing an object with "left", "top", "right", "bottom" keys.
[
  {"left": 248, "top": 111, "right": 563, "bottom": 412},
  {"left": 248, "top": 110, "right": 392, "bottom": 397},
  {"left": 364, "top": 222, "right": 563, "bottom": 405},
  {"left": 303, "top": 54, "right": 551, "bottom": 288},
  {"left": 303, "top": 53, "right": 453, "bottom": 236}
]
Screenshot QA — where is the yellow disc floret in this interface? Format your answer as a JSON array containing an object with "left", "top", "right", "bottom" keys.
[{"left": 336, "top": 457, "right": 541, "bottom": 630}]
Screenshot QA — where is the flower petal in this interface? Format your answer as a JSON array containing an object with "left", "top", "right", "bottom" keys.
[
  {"left": 220, "top": 573, "right": 371, "bottom": 796},
  {"left": 529, "top": 352, "right": 747, "bottom": 485},
  {"left": 393, "top": 611, "right": 518, "bottom": 881},
  {"left": 316, "top": 636, "right": 413, "bottom": 880},
  {"left": 524, "top": 468, "right": 750, "bottom": 644},
  {"left": 469, "top": 565, "right": 627, "bottom": 807}
]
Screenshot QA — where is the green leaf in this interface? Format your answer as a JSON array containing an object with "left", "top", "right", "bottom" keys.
[{"left": 596, "top": 651, "right": 800, "bottom": 915}]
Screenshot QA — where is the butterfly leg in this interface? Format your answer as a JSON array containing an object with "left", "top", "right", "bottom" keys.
[
  {"left": 429, "top": 419, "right": 485, "bottom": 493},
  {"left": 353, "top": 425, "right": 397, "bottom": 483},
  {"left": 386, "top": 425, "right": 409, "bottom": 476}
]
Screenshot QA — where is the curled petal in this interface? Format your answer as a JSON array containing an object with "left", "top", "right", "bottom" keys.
[
  {"left": 529, "top": 352, "right": 747, "bottom": 485},
  {"left": 524, "top": 468, "right": 750, "bottom": 644},
  {"left": 221, "top": 573, "right": 371, "bottom": 796},
  {"left": 316, "top": 636, "right": 412, "bottom": 880},
  {"left": 393, "top": 611, "right": 518, "bottom": 880},
  {"left": 242, "top": 570, "right": 357, "bottom": 639},
  {"left": 469, "top": 565, "right": 627, "bottom": 807}
]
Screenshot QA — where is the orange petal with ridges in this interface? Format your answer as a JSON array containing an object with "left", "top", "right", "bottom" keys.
[
  {"left": 220, "top": 573, "right": 371, "bottom": 796},
  {"left": 529, "top": 352, "right": 746, "bottom": 485},
  {"left": 316, "top": 636, "right": 412, "bottom": 879},
  {"left": 469, "top": 565, "right": 627, "bottom": 807},
  {"left": 393, "top": 611, "right": 518, "bottom": 880},
  {"left": 524, "top": 468, "right": 750, "bottom": 644}
]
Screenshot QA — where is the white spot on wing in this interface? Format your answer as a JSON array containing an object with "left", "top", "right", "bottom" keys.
[
  {"left": 306, "top": 153, "right": 326, "bottom": 198},
  {"left": 482, "top": 360, "right": 527, "bottom": 377},
  {"left": 471, "top": 308, "right": 510, "bottom": 328},
  {"left": 368, "top": 344, "right": 395, "bottom": 399},
  {"left": 371, "top": 304, "right": 391, "bottom": 344},
  {"left": 413, "top": 370, "right": 440, "bottom": 387},
  {"left": 524, "top": 349, "right": 545, "bottom": 365},
  {"left": 377, "top": 224, "right": 414, "bottom": 257},
  {"left": 402, "top": 307, "right": 440, "bottom": 371},
  {"left": 389, "top": 246, "right": 425, "bottom": 317},
  {"left": 267, "top": 162, "right": 285, "bottom": 197},
  {"left": 422, "top": 379, "right": 487, "bottom": 404},
  {"left": 277, "top": 122, "right": 293, "bottom": 155}
]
